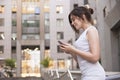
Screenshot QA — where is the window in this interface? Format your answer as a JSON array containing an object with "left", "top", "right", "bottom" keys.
[
  {"left": 57, "top": 59, "right": 65, "bottom": 69},
  {"left": 0, "top": 5, "right": 4, "bottom": 13},
  {"left": 56, "top": 18, "right": 63, "bottom": 27},
  {"left": 0, "top": 32, "right": 4, "bottom": 40},
  {"left": 103, "top": 6, "right": 107, "bottom": 18},
  {"left": 84, "top": 0, "right": 88, "bottom": 5},
  {"left": 57, "top": 32, "right": 64, "bottom": 39},
  {"left": 0, "top": 46, "right": 4, "bottom": 54},
  {"left": 57, "top": 45, "right": 64, "bottom": 53},
  {"left": 12, "top": 13, "right": 17, "bottom": 26},
  {"left": 0, "top": 18, "right": 4, "bottom": 26},
  {"left": 22, "top": 34, "right": 39, "bottom": 40},
  {"left": 45, "top": 19, "right": 50, "bottom": 27},
  {"left": 12, "top": 46, "right": 16, "bottom": 53},
  {"left": 22, "top": 14, "right": 40, "bottom": 27},
  {"left": 56, "top": 5, "right": 63, "bottom": 14},
  {"left": 12, "top": 33, "right": 17, "bottom": 40},
  {"left": 45, "top": 33, "right": 50, "bottom": 39}
]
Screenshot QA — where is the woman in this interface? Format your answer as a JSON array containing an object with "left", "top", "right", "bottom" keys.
[{"left": 59, "top": 6, "right": 106, "bottom": 80}]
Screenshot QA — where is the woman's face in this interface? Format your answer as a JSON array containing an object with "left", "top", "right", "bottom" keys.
[{"left": 70, "top": 15, "right": 83, "bottom": 30}]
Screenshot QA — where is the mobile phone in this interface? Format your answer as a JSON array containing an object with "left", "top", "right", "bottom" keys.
[{"left": 58, "top": 40, "right": 64, "bottom": 44}]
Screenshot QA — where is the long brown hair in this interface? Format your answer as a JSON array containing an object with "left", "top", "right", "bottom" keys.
[{"left": 68, "top": 6, "right": 94, "bottom": 33}]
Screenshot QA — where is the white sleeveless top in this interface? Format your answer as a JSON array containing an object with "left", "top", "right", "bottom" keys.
[{"left": 74, "top": 26, "right": 105, "bottom": 77}]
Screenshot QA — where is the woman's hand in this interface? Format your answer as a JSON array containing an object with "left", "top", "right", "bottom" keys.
[{"left": 59, "top": 43, "right": 75, "bottom": 54}]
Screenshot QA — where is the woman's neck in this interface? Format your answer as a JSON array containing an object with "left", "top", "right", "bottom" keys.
[{"left": 82, "top": 23, "right": 92, "bottom": 30}]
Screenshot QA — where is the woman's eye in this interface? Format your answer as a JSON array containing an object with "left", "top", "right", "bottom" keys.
[{"left": 72, "top": 19, "right": 75, "bottom": 22}]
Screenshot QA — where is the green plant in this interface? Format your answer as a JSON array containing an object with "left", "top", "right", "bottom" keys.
[
  {"left": 40, "top": 57, "right": 52, "bottom": 68},
  {"left": 5, "top": 59, "right": 16, "bottom": 77}
]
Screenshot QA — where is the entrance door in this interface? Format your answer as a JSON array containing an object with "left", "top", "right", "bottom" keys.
[{"left": 21, "top": 46, "right": 40, "bottom": 77}]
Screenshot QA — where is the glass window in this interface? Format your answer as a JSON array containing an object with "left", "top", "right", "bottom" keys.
[
  {"left": 12, "top": 0, "right": 17, "bottom": 13},
  {"left": 0, "top": 32, "right": 4, "bottom": 40},
  {"left": 56, "top": 18, "right": 63, "bottom": 27},
  {"left": 0, "top": 5, "right": 4, "bottom": 13},
  {"left": 12, "top": 46, "right": 16, "bottom": 53},
  {"left": 12, "top": 33, "right": 17, "bottom": 40},
  {"left": 0, "top": 46, "right": 4, "bottom": 54},
  {"left": 22, "top": 0, "right": 40, "bottom": 14},
  {"left": 45, "top": 33, "right": 50, "bottom": 39},
  {"left": 0, "top": 18, "right": 4, "bottom": 26},
  {"left": 84, "top": 0, "right": 89, "bottom": 5},
  {"left": 45, "top": 13, "right": 49, "bottom": 19},
  {"left": 22, "top": 34, "right": 39, "bottom": 40},
  {"left": 12, "top": 13, "right": 17, "bottom": 27},
  {"left": 57, "top": 59, "right": 65, "bottom": 69},
  {"left": 22, "top": 14, "right": 40, "bottom": 27},
  {"left": 57, "top": 45, "right": 64, "bottom": 53},
  {"left": 57, "top": 32, "right": 64, "bottom": 40},
  {"left": 56, "top": 5, "right": 63, "bottom": 14},
  {"left": 45, "top": 19, "right": 49, "bottom": 27}
]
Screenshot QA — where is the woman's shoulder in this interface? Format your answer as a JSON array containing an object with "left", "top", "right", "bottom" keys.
[{"left": 87, "top": 26, "right": 98, "bottom": 32}]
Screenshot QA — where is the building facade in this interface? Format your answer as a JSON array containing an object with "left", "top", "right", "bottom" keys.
[
  {"left": 0, "top": 0, "right": 120, "bottom": 77},
  {"left": 97, "top": 0, "right": 120, "bottom": 71},
  {"left": 0, "top": 0, "right": 12, "bottom": 59}
]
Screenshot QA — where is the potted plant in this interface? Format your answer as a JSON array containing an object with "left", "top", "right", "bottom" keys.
[{"left": 40, "top": 57, "right": 52, "bottom": 68}]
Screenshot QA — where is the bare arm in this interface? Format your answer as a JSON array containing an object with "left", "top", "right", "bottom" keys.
[
  {"left": 60, "top": 27, "right": 100, "bottom": 63},
  {"left": 71, "top": 27, "right": 100, "bottom": 63}
]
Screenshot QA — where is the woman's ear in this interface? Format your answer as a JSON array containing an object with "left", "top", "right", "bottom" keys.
[{"left": 82, "top": 14, "right": 88, "bottom": 22}]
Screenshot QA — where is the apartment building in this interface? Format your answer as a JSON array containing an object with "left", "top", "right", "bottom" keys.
[{"left": 0, "top": 0, "right": 77, "bottom": 77}]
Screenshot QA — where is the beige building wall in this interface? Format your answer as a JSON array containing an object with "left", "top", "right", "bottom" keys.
[
  {"left": 95, "top": 0, "right": 120, "bottom": 71},
  {"left": 49, "top": 0, "right": 76, "bottom": 68},
  {"left": 0, "top": 0, "right": 12, "bottom": 59}
]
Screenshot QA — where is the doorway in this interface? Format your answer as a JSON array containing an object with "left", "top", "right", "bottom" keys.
[{"left": 21, "top": 46, "right": 40, "bottom": 77}]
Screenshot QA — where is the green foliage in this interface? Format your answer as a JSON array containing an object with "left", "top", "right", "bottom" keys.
[
  {"left": 40, "top": 57, "right": 52, "bottom": 68},
  {"left": 5, "top": 59, "right": 16, "bottom": 77},
  {"left": 5, "top": 59, "right": 16, "bottom": 69}
]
